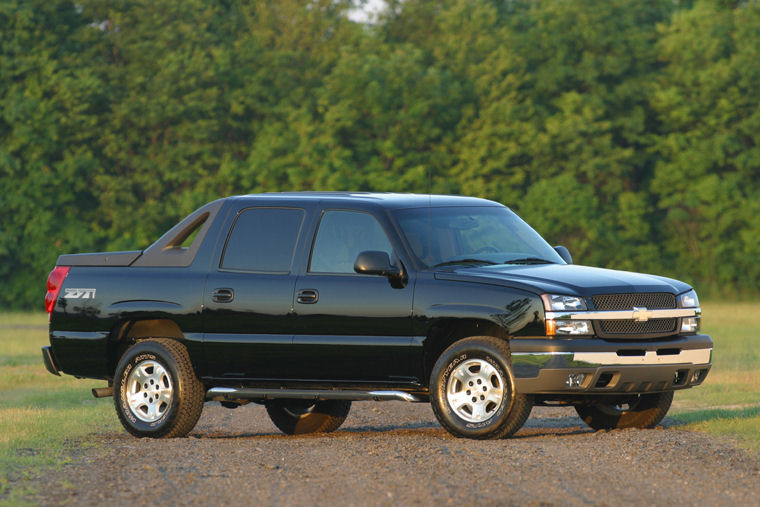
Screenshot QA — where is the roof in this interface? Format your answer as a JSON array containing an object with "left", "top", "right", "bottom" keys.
[{"left": 226, "top": 192, "right": 503, "bottom": 210}]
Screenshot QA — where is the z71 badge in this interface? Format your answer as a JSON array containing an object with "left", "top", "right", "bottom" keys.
[{"left": 64, "top": 288, "right": 96, "bottom": 299}]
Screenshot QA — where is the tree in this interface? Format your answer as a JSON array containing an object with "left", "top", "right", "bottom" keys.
[
  {"left": 450, "top": 0, "right": 672, "bottom": 269},
  {"left": 0, "top": 0, "right": 108, "bottom": 308},
  {"left": 652, "top": 0, "right": 760, "bottom": 293}
]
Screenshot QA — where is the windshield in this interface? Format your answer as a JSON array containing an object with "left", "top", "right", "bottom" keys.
[{"left": 393, "top": 206, "right": 564, "bottom": 269}]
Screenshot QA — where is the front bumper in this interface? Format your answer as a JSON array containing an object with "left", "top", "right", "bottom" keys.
[{"left": 512, "top": 334, "right": 712, "bottom": 395}]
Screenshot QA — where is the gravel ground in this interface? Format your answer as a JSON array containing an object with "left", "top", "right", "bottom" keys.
[{"left": 33, "top": 402, "right": 760, "bottom": 506}]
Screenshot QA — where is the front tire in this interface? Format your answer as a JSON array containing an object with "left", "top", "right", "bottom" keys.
[
  {"left": 575, "top": 391, "right": 674, "bottom": 430},
  {"left": 430, "top": 336, "right": 531, "bottom": 439},
  {"left": 266, "top": 399, "right": 351, "bottom": 435},
  {"left": 114, "top": 339, "right": 204, "bottom": 438}
]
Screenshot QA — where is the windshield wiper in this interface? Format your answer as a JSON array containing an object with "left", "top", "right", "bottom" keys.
[
  {"left": 433, "top": 259, "right": 498, "bottom": 268},
  {"left": 502, "top": 257, "right": 555, "bottom": 265}
]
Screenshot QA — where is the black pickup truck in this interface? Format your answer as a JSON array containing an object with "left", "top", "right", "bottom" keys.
[{"left": 43, "top": 193, "right": 712, "bottom": 439}]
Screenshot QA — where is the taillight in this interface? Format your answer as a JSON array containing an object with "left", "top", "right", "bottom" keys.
[{"left": 45, "top": 266, "right": 70, "bottom": 314}]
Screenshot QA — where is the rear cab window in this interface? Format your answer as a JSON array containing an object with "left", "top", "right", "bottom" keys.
[{"left": 220, "top": 208, "right": 305, "bottom": 273}]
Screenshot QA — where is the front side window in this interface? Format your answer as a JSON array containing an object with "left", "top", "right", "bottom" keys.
[
  {"left": 309, "top": 211, "right": 393, "bottom": 274},
  {"left": 221, "top": 208, "right": 304, "bottom": 273}
]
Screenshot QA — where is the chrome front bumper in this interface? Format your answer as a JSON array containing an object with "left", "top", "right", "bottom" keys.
[{"left": 511, "top": 334, "right": 712, "bottom": 395}]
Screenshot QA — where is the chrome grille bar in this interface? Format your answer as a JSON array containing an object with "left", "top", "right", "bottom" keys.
[{"left": 545, "top": 308, "right": 699, "bottom": 321}]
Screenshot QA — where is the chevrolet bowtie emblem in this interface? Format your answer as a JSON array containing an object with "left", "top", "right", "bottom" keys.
[{"left": 632, "top": 307, "right": 652, "bottom": 322}]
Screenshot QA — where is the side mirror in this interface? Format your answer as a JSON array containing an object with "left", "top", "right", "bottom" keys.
[
  {"left": 354, "top": 251, "right": 402, "bottom": 278},
  {"left": 554, "top": 245, "right": 573, "bottom": 265}
]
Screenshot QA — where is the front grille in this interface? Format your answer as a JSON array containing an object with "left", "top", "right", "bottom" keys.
[
  {"left": 592, "top": 292, "right": 678, "bottom": 339},
  {"left": 599, "top": 319, "right": 678, "bottom": 336},
  {"left": 592, "top": 293, "right": 676, "bottom": 311}
]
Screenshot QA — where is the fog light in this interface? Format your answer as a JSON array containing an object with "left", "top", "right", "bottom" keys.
[
  {"left": 690, "top": 369, "right": 707, "bottom": 384},
  {"left": 681, "top": 317, "right": 700, "bottom": 333},
  {"left": 566, "top": 373, "right": 586, "bottom": 388}
]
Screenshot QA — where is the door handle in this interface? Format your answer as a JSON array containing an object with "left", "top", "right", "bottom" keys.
[
  {"left": 296, "top": 289, "right": 319, "bottom": 304},
  {"left": 212, "top": 288, "right": 234, "bottom": 303}
]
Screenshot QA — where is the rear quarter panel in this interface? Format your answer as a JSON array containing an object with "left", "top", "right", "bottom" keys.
[{"left": 50, "top": 266, "right": 206, "bottom": 378}]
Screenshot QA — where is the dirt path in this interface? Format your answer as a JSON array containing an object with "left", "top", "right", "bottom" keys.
[{"left": 35, "top": 402, "right": 760, "bottom": 506}]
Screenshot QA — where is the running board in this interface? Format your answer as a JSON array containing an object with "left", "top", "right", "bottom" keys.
[{"left": 206, "top": 387, "right": 424, "bottom": 403}]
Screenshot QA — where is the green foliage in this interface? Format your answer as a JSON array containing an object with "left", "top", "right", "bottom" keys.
[
  {"left": 2, "top": 0, "right": 759, "bottom": 309},
  {"left": 652, "top": 0, "right": 760, "bottom": 294}
]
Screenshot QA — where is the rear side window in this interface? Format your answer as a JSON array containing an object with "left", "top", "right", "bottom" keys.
[{"left": 221, "top": 208, "right": 304, "bottom": 273}]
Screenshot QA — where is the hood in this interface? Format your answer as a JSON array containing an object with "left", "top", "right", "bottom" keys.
[{"left": 434, "top": 263, "right": 692, "bottom": 297}]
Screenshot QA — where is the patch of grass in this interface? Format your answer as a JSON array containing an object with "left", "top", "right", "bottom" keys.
[
  {"left": 673, "top": 407, "right": 760, "bottom": 452},
  {"left": 0, "top": 313, "right": 119, "bottom": 503},
  {"left": 673, "top": 371, "right": 760, "bottom": 408},
  {"left": 671, "top": 301, "right": 760, "bottom": 452},
  {"left": 0, "top": 323, "right": 50, "bottom": 367}
]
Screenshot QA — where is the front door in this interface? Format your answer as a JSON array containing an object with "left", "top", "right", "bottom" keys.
[{"left": 291, "top": 209, "right": 415, "bottom": 383}]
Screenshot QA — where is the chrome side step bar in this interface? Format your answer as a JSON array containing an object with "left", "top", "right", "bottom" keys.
[{"left": 206, "top": 387, "right": 424, "bottom": 403}]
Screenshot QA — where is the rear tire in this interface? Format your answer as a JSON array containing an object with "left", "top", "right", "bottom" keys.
[
  {"left": 575, "top": 391, "right": 674, "bottom": 430},
  {"left": 266, "top": 399, "right": 351, "bottom": 435},
  {"left": 114, "top": 339, "right": 204, "bottom": 438}
]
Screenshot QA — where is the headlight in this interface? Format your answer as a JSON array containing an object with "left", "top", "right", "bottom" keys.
[
  {"left": 541, "top": 294, "right": 587, "bottom": 311},
  {"left": 542, "top": 294, "right": 591, "bottom": 336},
  {"left": 681, "top": 317, "right": 700, "bottom": 333},
  {"left": 677, "top": 289, "right": 699, "bottom": 308},
  {"left": 677, "top": 289, "right": 700, "bottom": 332},
  {"left": 547, "top": 320, "right": 592, "bottom": 336}
]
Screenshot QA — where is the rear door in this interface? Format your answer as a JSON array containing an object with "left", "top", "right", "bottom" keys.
[
  {"left": 201, "top": 206, "right": 306, "bottom": 380},
  {"left": 290, "top": 209, "right": 416, "bottom": 383}
]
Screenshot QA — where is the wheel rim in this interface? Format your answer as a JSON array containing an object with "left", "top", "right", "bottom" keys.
[
  {"left": 446, "top": 359, "right": 505, "bottom": 423},
  {"left": 125, "top": 360, "right": 173, "bottom": 422}
]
